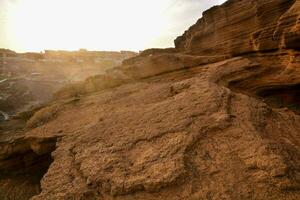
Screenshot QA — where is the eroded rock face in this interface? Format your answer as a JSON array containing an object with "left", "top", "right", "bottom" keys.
[
  {"left": 175, "top": 0, "right": 299, "bottom": 55},
  {"left": 26, "top": 54, "right": 300, "bottom": 200},
  {"left": 1, "top": 0, "right": 300, "bottom": 200}
]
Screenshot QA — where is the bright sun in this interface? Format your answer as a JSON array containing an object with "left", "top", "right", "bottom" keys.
[{"left": 7, "top": 0, "right": 172, "bottom": 52}]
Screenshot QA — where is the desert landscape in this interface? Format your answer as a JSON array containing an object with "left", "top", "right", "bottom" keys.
[
  {"left": 0, "top": 0, "right": 300, "bottom": 199},
  {"left": 0, "top": 49, "right": 136, "bottom": 131}
]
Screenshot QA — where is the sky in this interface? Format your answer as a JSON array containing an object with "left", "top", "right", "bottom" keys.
[{"left": 0, "top": 0, "right": 226, "bottom": 52}]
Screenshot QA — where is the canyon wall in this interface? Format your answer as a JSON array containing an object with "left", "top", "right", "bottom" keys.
[{"left": 175, "top": 0, "right": 299, "bottom": 55}]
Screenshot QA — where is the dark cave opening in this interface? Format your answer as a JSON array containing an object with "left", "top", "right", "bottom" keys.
[
  {"left": 228, "top": 80, "right": 300, "bottom": 115},
  {"left": 256, "top": 84, "right": 300, "bottom": 114},
  {"left": 11, "top": 150, "right": 54, "bottom": 185},
  {"left": 0, "top": 140, "right": 56, "bottom": 200}
]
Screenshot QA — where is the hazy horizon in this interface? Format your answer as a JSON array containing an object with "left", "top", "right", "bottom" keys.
[{"left": 0, "top": 0, "right": 226, "bottom": 53}]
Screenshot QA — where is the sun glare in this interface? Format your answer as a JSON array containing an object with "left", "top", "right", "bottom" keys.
[
  {"left": 7, "top": 0, "right": 172, "bottom": 52},
  {"left": 3, "top": 0, "right": 227, "bottom": 52}
]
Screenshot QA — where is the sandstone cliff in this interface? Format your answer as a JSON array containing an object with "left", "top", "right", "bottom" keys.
[{"left": 1, "top": 0, "right": 300, "bottom": 200}]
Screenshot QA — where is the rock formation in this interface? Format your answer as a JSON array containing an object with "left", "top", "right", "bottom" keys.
[{"left": 1, "top": 0, "right": 300, "bottom": 200}]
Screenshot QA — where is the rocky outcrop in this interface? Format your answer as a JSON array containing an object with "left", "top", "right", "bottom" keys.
[
  {"left": 53, "top": 71, "right": 132, "bottom": 100},
  {"left": 175, "top": 0, "right": 299, "bottom": 55},
  {"left": 1, "top": 0, "right": 300, "bottom": 200},
  {"left": 19, "top": 52, "right": 300, "bottom": 200}
]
